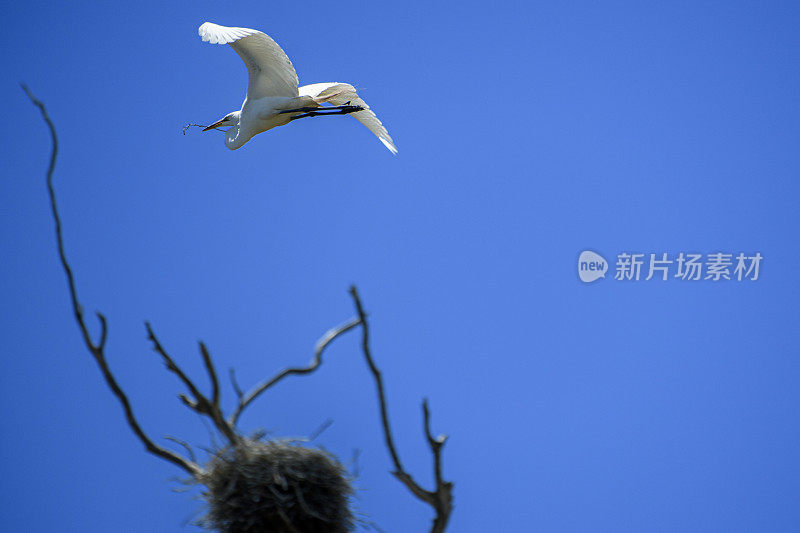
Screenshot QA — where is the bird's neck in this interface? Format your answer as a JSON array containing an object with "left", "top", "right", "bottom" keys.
[{"left": 224, "top": 123, "right": 252, "bottom": 150}]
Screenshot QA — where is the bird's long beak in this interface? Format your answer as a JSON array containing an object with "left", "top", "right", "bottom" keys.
[{"left": 203, "top": 119, "right": 225, "bottom": 131}]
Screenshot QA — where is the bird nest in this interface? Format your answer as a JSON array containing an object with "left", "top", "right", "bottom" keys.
[{"left": 199, "top": 437, "right": 354, "bottom": 533}]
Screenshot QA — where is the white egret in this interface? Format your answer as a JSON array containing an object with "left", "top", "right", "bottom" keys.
[{"left": 198, "top": 22, "right": 397, "bottom": 153}]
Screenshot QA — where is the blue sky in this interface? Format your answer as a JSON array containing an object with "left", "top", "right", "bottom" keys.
[{"left": 2, "top": 1, "right": 800, "bottom": 531}]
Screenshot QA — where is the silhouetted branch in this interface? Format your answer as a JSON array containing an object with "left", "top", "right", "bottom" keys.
[
  {"left": 22, "top": 84, "right": 201, "bottom": 478},
  {"left": 145, "top": 322, "right": 239, "bottom": 446},
  {"left": 349, "top": 286, "right": 453, "bottom": 533},
  {"left": 422, "top": 399, "right": 453, "bottom": 533},
  {"left": 308, "top": 419, "right": 334, "bottom": 441},
  {"left": 229, "top": 368, "right": 244, "bottom": 400},
  {"left": 200, "top": 342, "right": 221, "bottom": 408},
  {"left": 229, "top": 317, "right": 362, "bottom": 426},
  {"left": 165, "top": 435, "right": 197, "bottom": 464}
]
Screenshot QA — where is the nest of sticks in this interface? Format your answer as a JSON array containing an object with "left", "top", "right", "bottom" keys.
[{"left": 198, "top": 437, "right": 354, "bottom": 533}]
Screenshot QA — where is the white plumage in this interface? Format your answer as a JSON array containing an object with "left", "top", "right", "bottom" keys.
[{"left": 198, "top": 22, "right": 397, "bottom": 153}]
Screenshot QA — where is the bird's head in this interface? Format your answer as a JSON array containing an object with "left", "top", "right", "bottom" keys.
[{"left": 203, "top": 111, "right": 240, "bottom": 131}]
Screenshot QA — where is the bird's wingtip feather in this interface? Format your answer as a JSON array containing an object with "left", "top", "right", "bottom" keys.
[
  {"left": 198, "top": 22, "right": 214, "bottom": 42},
  {"left": 380, "top": 136, "right": 398, "bottom": 155},
  {"left": 198, "top": 22, "right": 260, "bottom": 45}
]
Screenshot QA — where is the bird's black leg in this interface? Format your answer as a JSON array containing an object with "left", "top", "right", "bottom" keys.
[{"left": 280, "top": 102, "right": 364, "bottom": 121}]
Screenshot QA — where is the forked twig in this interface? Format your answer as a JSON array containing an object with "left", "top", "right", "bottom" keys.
[
  {"left": 145, "top": 323, "right": 239, "bottom": 446},
  {"left": 349, "top": 286, "right": 453, "bottom": 533}
]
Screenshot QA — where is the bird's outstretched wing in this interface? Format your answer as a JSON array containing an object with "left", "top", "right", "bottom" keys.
[
  {"left": 199, "top": 22, "right": 299, "bottom": 99},
  {"left": 299, "top": 82, "right": 398, "bottom": 154}
]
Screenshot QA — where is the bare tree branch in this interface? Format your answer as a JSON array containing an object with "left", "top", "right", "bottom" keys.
[
  {"left": 200, "top": 341, "right": 221, "bottom": 408},
  {"left": 229, "top": 367, "right": 244, "bottom": 400},
  {"left": 422, "top": 399, "right": 453, "bottom": 533},
  {"left": 165, "top": 435, "right": 197, "bottom": 464},
  {"left": 423, "top": 400, "right": 447, "bottom": 487},
  {"left": 22, "top": 84, "right": 201, "bottom": 478},
  {"left": 308, "top": 419, "right": 334, "bottom": 441},
  {"left": 349, "top": 286, "right": 453, "bottom": 533},
  {"left": 145, "top": 322, "right": 239, "bottom": 446},
  {"left": 229, "top": 317, "right": 361, "bottom": 426}
]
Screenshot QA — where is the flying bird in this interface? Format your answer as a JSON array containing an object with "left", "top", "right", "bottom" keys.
[{"left": 198, "top": 22, "right": 397, "bottom": 153}]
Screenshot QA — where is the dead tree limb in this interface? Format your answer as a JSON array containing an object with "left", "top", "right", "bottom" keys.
[
  {"left": 229, "top": 317, "right": 361, "bottom": 427},
  {"left": 349, "top": 286, "right": 454, "bottom": 533},
  {"left": 22, "top": 84, "right": 202, "bottom": 478}
]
